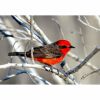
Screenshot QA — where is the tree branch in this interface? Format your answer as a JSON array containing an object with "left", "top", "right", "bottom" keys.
[
  {"left": 0, "top": 70, "right": 52, "bottom": 84},
  {"left": 81, "top": 68, "right": 100, "bottom": 80},
  {"left": 65, "top": 46, "right": 100, "bottom": 76},
  {"left": 78, "top": 16, "right": 100, "bottom": 31}
]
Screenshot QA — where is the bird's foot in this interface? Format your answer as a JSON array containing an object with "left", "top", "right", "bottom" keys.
[{"left": 43, "top": 65, "right": 53, "bottom": 73}]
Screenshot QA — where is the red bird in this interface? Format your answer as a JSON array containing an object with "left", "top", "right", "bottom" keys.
[{"left": 8, "top": 40, "right": 75, "bottom": 66}]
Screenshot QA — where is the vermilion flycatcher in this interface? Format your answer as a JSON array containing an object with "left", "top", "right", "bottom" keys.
[{"left": 8, "top": 40, "right": 75, "bottom": 65}]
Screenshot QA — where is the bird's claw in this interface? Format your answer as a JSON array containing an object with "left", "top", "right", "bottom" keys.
[{"left": 43, "top": 65, "right": 53, "bottom": 73}]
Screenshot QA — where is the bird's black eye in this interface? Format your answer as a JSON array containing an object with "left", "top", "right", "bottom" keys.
[
  {"left": 59, "top": 45, "right": 67, "bottom": 49},
  {"left": 59, "top": 45, "right": 75, "bottom": 49},
  {"left": 62, "top": 45, "right": 67, "bottom": 48}
]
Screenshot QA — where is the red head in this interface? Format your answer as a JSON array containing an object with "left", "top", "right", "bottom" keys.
[{"left": 56, "top": 40, "right": 75, "bottom": 56}]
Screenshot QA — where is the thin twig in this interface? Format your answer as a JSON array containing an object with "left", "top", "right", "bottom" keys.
[
  {"left": 78, "top": 16, "right": 100, "bottom": 31},
  {"left": 84, "top": 16, "right": 90, "bottom": 25},
  {"left": 79, "top": 28, "right": 87, "bottom": 57},
  {"left": 0, "top": 70, "right": 51, "bottom": 84},
  {"left": 81, "top": 68, "right": 100, "bottom": 80},
  {"left": 52, "top": 18, "right": 64, "bottom": 38},
  {"left": 30, "top": 16, "right": 35, "bottom": 64}
]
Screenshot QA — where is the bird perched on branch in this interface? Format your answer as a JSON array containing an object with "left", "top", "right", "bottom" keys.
[{"left": 8, "top": 40, "right": 75, "bottom": 66}]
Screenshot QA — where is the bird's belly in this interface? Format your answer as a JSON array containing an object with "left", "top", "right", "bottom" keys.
[{"left": 34, "top": 56, "right": 64, "bottom": 65}]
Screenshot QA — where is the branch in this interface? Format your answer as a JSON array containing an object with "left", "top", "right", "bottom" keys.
[
  {"left": 12, "top": 16, "right": 50, "bottom": 44},
  {"left": 81, "top": 68, "right": 100, "bottom": 80},
  {"left": 1, "top": 17, "right": 47, "bottom": 84},
  {"left": 79, "top": 28, "right": 87, "bottom": 57},
  {"left": 0, "top": 63, "right": 67, "bottom": 79},
  {"left": 0, "top": 70, "right": 51, "bottom": 84},
  {"left": 0, "top": 62, "right": 79, "bottom": 84},
  {"left": 65, "top": 46, "right": 100, "bottom": 76},
  {"left": 67, "top": 52, "right": 99, "bottom": 71},
  {"left": 68, "top": 28, "right": 99, "bottom": 71},
  {"left": 78, "top": 16, "right": 100, "bottom": 31},
  {"left": 0, "top": 63, "right": 43, "bottom": 69}
]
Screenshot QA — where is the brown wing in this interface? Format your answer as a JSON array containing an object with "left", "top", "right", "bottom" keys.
[{"left": 33, "top": 43, "right": 62, "bottom": 58}]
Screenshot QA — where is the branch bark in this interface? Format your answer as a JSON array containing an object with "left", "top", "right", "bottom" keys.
[{"left": 65, "top": 46, "right": 100, "bottom": 76}]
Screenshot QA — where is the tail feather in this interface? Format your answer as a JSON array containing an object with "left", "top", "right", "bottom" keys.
[{"left": 8, "top": 52, "right": 25, "bottom": 56}]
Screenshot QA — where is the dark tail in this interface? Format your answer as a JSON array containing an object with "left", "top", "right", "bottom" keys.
[{"left": 8, "top": 52, "right": 25, "bottom": 57}]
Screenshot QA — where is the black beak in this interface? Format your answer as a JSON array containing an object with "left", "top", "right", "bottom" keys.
[{"left": 70, "top": 45, "right": 75, "bottom": 48}]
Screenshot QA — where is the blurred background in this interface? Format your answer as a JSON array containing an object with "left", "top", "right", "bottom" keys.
[{"left": 0, "top": 16, "right": 100, "bottom": 84}]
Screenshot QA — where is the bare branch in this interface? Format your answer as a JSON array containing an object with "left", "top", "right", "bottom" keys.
[
  {"left": 1, "top": 17, "right": 46, "bottom": 84},
  {"left": 68, "top": 52, "right": 99, "bottom": 71},
  {"left": 0, "top": 63, "right": 70, "bottom": 81},
  {"left": 81, "top": 68, "right": 100, "bottom": 80},
  {"left": 0, "top": 70, "right": 52, "bottom": 84},
  {"left": 79, "top": 28, "right": 87, "bottom": 57},
  {"left": 78, "top": 16, "right": 100, "bottom": 31},
  {"left": 65, "top": 46, "right": 100, "bottom": 76}
]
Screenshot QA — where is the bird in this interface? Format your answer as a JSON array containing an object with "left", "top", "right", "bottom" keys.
[{"left": 8, "top": 40, "right": 75, "bottom": 66}]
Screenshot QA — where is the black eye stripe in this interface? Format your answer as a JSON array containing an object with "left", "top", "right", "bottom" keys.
[
  {"left": 62, "top": 46, "right": 67, "bottom": 48},
  {"left": 59, "top": 45, "right": 75, "bottom": 49},
  {"left": 59, "top": 45, "right": 68, "bottom": 49}
]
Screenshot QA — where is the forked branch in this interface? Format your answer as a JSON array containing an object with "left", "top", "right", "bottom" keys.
[{"left": 65, "top": 46, "right": 100, "bottom": 76}]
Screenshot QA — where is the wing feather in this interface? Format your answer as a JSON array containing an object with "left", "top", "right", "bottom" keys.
[{"left": 33, "top": 43, "right": 62, "bottom": 58}]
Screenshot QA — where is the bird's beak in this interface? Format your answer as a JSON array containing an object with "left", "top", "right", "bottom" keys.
[{"left": 70, "top": 45, "right": 75, "bottom": 48}]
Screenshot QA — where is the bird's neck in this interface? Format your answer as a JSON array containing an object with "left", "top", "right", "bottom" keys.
[{"left": 60, "top": 49, "right": 70, "bottom": 56}]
